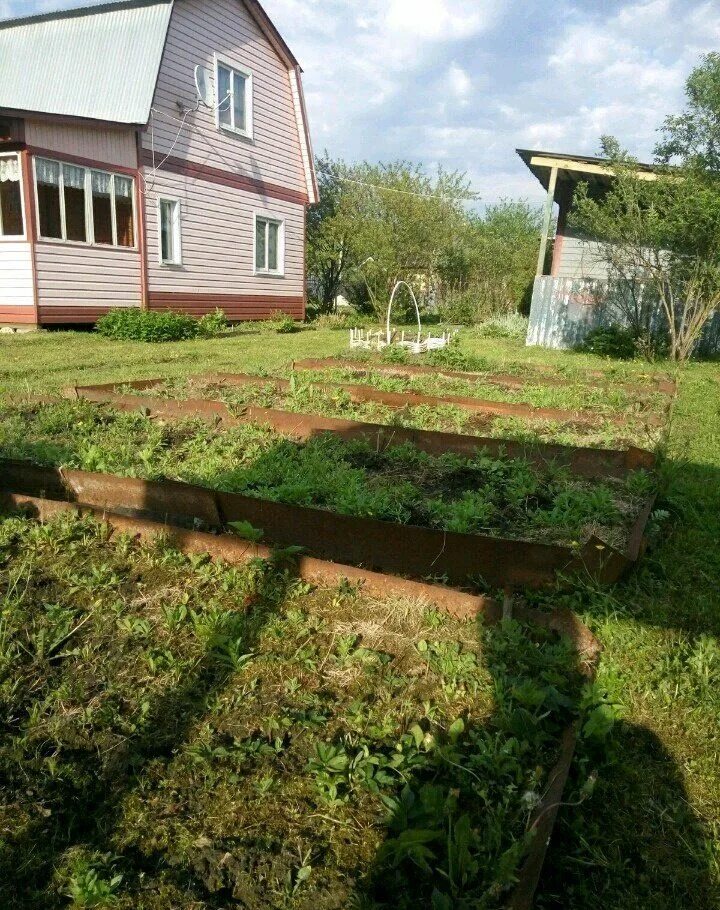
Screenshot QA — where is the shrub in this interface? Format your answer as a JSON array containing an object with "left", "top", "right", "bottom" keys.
[
  {"left": 312, "top": 312, "right": 367, "bottom": 330},
  {"left": 578, "top": 325, "right": 637, "bottom": 360},
  {"left": 268, "top": 310, "right": 298, "bottom": 333},
  {"left": 95, "top": 309, "right": 199, "bottom": 343},
  {"left": 475, "top": 313, "right": 529, "bottom": 340},
  {"left": 436, "top": 286, "right": 482, "bottom": 325},
  {"left": 197, "top": 308, "right": 230, "bottom": 337},
  {"left": 424, "top": 343, "right": 489, "bottom": 372}
]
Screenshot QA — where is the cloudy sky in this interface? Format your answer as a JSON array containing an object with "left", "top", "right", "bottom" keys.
[{"left": 4, "top": 0, "right": 720, "bottom": 205}]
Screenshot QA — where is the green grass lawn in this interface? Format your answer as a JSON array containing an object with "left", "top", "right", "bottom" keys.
[{"left": 1, "top": 324, "right": 719, "bottom": 908}]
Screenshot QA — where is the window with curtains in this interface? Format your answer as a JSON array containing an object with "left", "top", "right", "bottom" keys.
[
  {"left": 215, "top": 57, "right": 253, "bottom": 138},
  {"left": 0, "top": 154, "right": 25, "bottom": 237},
  {"left": 254, "top": 214, "right": 284, "bottom": 275},
  {"left": 34, "top": 157, "right": 135, "bottom": 247}
]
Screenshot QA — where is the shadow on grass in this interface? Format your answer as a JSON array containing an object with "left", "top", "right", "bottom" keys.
[
  {"left": 0, "top": 531, "right": 299, "bottom": 910},
  {"left": 532, "top": 455, "right": 720, "bottom": 908},
  {"left": 538, "top": 720, "right": 719, "bottom": 910}
]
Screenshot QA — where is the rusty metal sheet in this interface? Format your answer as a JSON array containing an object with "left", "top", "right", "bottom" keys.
[
  {"left": 0, "top": 491, "right": 489, "bottom": 621},
  {"left": 66, "top": 382, "right": 657, "bottom": 481},
  {"left": 0, "top": 459, "right": 652, "bottom": 590},
  {"left": 507, "top": 723, "right": 579, "bottom": 910},
  {"left": 204, "top": 371, "right": 639, "bottom": 428},
  {"left": 291, "top": 357, "right": 677, "bottom": 397}
]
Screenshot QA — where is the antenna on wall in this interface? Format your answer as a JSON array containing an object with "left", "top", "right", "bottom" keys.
[{"left": 194, "top": 65, "right": 213, "bottom": 107}]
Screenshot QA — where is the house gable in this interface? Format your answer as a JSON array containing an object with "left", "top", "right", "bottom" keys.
[{"left": 143, "top": 0, "right": 315, "bottom": 202}]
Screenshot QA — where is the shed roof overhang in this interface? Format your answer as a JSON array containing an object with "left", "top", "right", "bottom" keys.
[{"left": 516, "top": 148, "right": 661, "bottom": 194}]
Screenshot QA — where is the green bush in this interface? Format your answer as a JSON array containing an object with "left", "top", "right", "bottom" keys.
[
  {"left": 475, "top": 313, "right": 529, "bottom": 340},
  {"left": 95, "top": 308, "right": 229, "bottom": 343},
  {"left": 268, "top": 310, "right": 298, "bottom": 333},
  {"left": 197, "top": 308, "right": 230, "bottom": 337},
  {"left": 312, "top": 311, "right": 367, "bottom": 330},
  {"left": 578, "top": 325, "right": 637, "bottom": 360},
  {"left": 436, "top": 286, "right": 481, "bottom": 325}
]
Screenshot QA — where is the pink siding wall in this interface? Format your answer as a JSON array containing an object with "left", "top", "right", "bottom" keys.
[
  {"left": 144, "top": 0, "right": 306, "bottom": 195},
  {"left": 145, "top": 167, "right": 304, "bottom": 316},
  {"left": 35, "top": 243, "right": 142, "bottom": 320},
  {"left": 25, "top": 120, "right": 138, "bottom": 169}
]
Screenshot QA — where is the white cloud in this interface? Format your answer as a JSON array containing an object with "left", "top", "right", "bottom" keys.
[
  {"left": 384, "top": 0, "right": 501, "bottom": 40},
  {"left": 11, "top": 0, "right": 720, "bottom": 206},
  {"left": 446, "top": 63, "right": 472, "bottom": 101}
]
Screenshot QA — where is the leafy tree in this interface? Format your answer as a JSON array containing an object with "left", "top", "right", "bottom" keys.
[
  {"left": 436, "top": 202, "right": 542, "bottom": 323},
  {"left": 306, "top": 156, "right": 475, "bottom": 318},
  {"left": 306, "top": 156, "right": 540, "bottom": 324},
  {"left": 572, "top": 149, "right": 720, "bottom": 361},
  {"left": 655, "top": 52, "right": 720, "bottom": 172},
  {"left": 569, "top": 57, "right": 720, "bottom": 362},
  {"left": 306, "top": 155, "right": 358, "bottom": 315}
]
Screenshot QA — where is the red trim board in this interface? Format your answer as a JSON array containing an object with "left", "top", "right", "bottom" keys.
[{"left": 140, "top": 150, "right": 308, "bottom": 206}]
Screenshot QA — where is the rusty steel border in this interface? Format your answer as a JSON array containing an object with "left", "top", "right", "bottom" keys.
[
  {"left": 0, "top": 459, "right": 655, "bottom": 590},
  {"left": 0, "top": 489, "right": 601, "bottom": 909},
  {"left": 200, "top": 371, "right": 653, "bottom": 428},
  {"left": 64, "top": 379, "right": 657, "bottom": 481},
  {"left": 291, "top": 357, "right": 678, "bottom": 397}
]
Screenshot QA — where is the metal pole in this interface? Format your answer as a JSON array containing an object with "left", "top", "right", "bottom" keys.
[{"left": 536, "top": 166, "right": 558, "bottom": 277}]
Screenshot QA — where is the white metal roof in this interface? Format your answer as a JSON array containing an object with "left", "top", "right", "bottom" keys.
[{"left": 0, "top": 0, "right": 173, "bottom": 125}]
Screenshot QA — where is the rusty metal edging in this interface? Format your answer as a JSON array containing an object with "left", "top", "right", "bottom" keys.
[
  {"left": 0, "top": 489, "right": 601, "bottom": 909},
  {"left": 0, "top": 459, "right": 653, "bottom": 590},
  {"left": 291, "top": 357, "right": 677, "bottom": 397},
  {"left": 64, "top": 380, "right": 657, "bottom": 481}
]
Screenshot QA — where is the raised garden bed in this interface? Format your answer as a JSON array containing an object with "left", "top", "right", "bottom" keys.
[
  {"left": 199, "top": 371, "right": 647, "bottom": 428},
  {"left": 291, "top": 356, "right": 678, "bottom": 398},
  {"left": 0, "top": 430, "right": 656, "bottom": 589},
  {"left": 0, "top": 494, "right": 600, "bottom": 909},
  {"left": 69, "top": 375, "right": 665, "bottom": 454}
]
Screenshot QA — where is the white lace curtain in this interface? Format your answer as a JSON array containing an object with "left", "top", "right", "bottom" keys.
[
  {"left": 63, "top": 164, "right": 85, "bottom": 190},
  {"left": 35, "top": 158, "right": 60, "bottom": 186},
  {"left": 0, "top": 155, "right": 20, "bottom": 183},
  {"left": 115, "top": 176, "right": 132, "bottom": 199},
  {"left": 92, "top": 171, "right": 111, "bottom": 197}
]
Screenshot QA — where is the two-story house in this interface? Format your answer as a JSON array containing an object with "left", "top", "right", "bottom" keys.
[{"left": 0, "top": 0, "right": 317, "bottom": 328}]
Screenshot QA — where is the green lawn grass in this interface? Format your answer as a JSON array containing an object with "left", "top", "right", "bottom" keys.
[{"left": 1, "top": 324, "right": 719, "bottom": 907}]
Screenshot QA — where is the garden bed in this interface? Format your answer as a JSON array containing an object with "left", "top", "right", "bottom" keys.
[
  {"left": 201, "top": 371, "right": 650, "bottom": 428},
  {"left": 1, "top": 400, "right": 656, "bottom": 550},
  {"left": 0, "top": 397, "right": 656, "bottom": 589},
  {"left": 74, "top": 374, "right": 667, "bottom": 451},
  {"left": 0, "top": 501, "right": 600, "bottom": 909},
  {"left": 291, "top": 356, "right": 678, "bottom": 398}
]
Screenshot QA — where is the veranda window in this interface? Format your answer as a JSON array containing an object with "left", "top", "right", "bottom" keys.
[
  {"left": 34, "top": 157, "right": 135, "bottom": 247},
  {"left": 0, "top": 154, "right": 24, "bottom": 237}
]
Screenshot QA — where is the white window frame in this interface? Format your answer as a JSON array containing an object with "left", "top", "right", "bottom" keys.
[
  {"left": 0, "top": 152, "right": 26, "bottom": 240},
  {"left": 157, "top": 196, "right": 182, "bottom": 266},
  {"left": 32, "top": 156, "right": 137, "bottom": 249},
  {"left": 214, "top": 54, "right": 253, "bottom": 140},
  {"left": 253, "top": 211, "right": 285, "bottom": 277}
]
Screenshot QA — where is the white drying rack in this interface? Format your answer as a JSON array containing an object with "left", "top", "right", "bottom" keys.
[{"left": 349, "top": 281, "right": 455, "bottom": 354}]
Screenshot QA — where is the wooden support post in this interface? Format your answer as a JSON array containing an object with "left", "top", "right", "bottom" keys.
[{"left": 536, "top": 165, "right": 558, "bottom": 277}]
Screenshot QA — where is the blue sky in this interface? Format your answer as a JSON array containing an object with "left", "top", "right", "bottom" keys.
[{"left": 4, "top": 0, "right": 720, "bottom": 205}]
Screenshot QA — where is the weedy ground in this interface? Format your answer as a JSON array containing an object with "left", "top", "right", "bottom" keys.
[
  {"left": 0, "top": 512, "right": 590, "bottom": 909},
  {"left": 0, "top": 324, "right": 719, "bottom": 908},
  {"left": 0, "top": 399, "right": 654, "bottom": 549}
]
